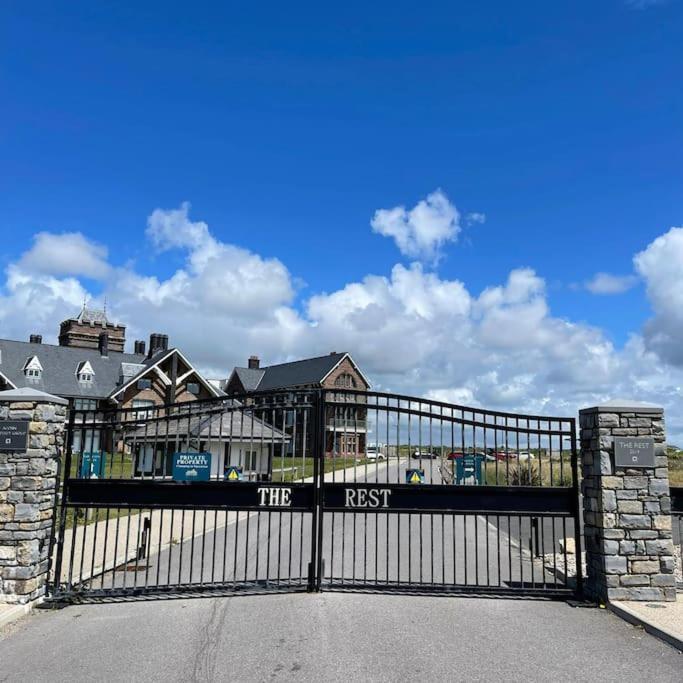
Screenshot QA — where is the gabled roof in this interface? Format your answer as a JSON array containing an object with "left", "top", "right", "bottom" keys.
[
  {"left": 76, "top": 360, "right": 95, "bottom": 375},
  {"left": 232, "top": 367, "right": 265, "bottom": 392},
  {"left": 131, "top": 403, "right": 288, "bottom": 442},
  {"left": 229, "top": 352, "right": 370, "bottom": 392},
  {"left": 0, "top": 387, "right": 69, "bottom": 405},
  {"left": 0, "top": 338, "right": 146, "bottom": 399},
  {"left": 108, "top": 347, "right": 222, "bottom": 401}
]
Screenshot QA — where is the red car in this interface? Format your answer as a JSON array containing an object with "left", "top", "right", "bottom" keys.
[{"left": 447, "top": 452, "right": 465, "bottom": 460}]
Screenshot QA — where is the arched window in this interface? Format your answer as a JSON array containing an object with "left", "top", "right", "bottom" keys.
[{"left": 334, "top": 373, "right": 356, "bottom": 388}]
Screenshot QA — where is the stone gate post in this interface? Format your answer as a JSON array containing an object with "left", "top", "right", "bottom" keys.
[
  {"left": 0, "top": 388, "right": 67, "bottom": 604},
  {"left": 579, "top": 400, "right": 676, "bottom": 602}
]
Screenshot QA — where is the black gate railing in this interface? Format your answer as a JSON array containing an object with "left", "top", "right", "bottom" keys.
[
  {"left": 317, "top": 389, "right": 581, "bottom": 596},
  {"left": 49, "top": 389, "right": 581, "bottom": 601}
]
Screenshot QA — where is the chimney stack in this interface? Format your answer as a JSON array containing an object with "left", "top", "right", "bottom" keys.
[
  {"left": 248, "top": 355, "right": 260, "bottom": 369},
  {"left": 99, "top": 332, "right": 109, "bottom": 357},
  {"left": 29, "top": 334, "right": 42, "bottom": 344},
  {"left": 134, "top": 340, "right": 146, "bottom": 355},
  {"left": 148, "top": 333, "right": 169, "bottom": 358}
]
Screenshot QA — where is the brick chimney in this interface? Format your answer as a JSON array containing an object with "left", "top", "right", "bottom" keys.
[
  {"left": 148, "top": 333, "right": 169, "bottom": 358},
  {"left": 29, "top": 334, "right": 42, "bottom": 344},
  {"left": 98, "top": 332, "right": 109, "bottom": 357},
  {"left": 134, "top": 340, "right": 146, "bottom": 355},
  {"left": 248, "top": 355, "right": 260, "bottom": 369}
]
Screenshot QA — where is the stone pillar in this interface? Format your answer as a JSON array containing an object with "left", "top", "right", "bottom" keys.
[
  {"left": 0, "top": 389, "right": 67, "bottom": 604},
  {"left": 579, "top": 400, "right": 676, "bottom": 602}
]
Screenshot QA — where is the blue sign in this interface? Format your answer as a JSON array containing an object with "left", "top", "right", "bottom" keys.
[
  {"left": 455, "top": 455, "right": 483, "bottom": 485},
  {"left": 406, "top": 468, "right": 424, "bottom": 484},
  {"left": 225, "top": 465, "right": 243, "bottom": 482},
  {"left": 172, "top": 452, "right": 212, "bottom": 481},
  {"left": 80, "top": 452, "right": 105, "bottom": 479}
]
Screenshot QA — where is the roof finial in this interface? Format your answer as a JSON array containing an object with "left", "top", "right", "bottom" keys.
[{"left": 103, "top": 296, "right": 107, "bottom": 317}]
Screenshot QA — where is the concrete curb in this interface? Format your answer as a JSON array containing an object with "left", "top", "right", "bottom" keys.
[
  {"left": 608, "top": 601, "right": 683, "bottom": 653},
  {"left": 0, "top": 598, "right": 42, "bottom": 631}
]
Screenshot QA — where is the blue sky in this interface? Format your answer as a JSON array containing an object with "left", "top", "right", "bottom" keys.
[{"left": 1, "top": 1, "right": 683, "bottom": 428}]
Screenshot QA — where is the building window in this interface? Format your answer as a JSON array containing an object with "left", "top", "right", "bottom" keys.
[
  {"left": 73, "top": 398, "right": 98, "bottom": 411},
  {"left": 132, "top": 399, "right": 155, "bottom": 420},
  {"left": 23, "top": 355, "right": 43, "bottom": 380},
  {"left": 334, "top": 373, "right": 356, "bottom": 389},
  {"left": 71, "top": 428, "right": 101, "bottom": 454},
  {"left": 134, "top": 445, "right": 156, "bottom": 476},
  {"left": 76, "top": 360, "right": 95, "bottom": 383},
  {"left": 243, "top": 450, "right": 258, "bottom": 471}
]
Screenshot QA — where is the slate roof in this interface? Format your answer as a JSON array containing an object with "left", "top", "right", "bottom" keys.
[
  {"left": 257, "top": 353, "right": 349, "bottom": 390},
  {"left": 230, "top": 352, "right": 363, "bottom": 392},
  {"left": 233, "top": 367, "right": 265, "bottom": 392},
  {"left": 131, "top": 403, "right": 288, "bottom": 441},
  {"left": 0, "top": 338, "right": 146, "bottom": 399},
  {"left": 76, "top": 307, "right": 109, "bottom": 325}
]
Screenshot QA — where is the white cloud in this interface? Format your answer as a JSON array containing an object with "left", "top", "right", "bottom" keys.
[
  {"left": 0, "top": 265, "right": 89, "bottom": 341},
  {"left": 465, "top": 212, "right": 486, "bottom": 225},
  {"left": 18, "top": 232, "right": 110, "bottom": 279},
  {"left": 585, "top": 272, "right": 638, "bottom": 295},
  {"left": 371, "top": 189, "right": 461, "bottom": 262},
  {"left": 5, "top": 201, "right": 683, "bottom": 442},
  {"left": 634, "top": 226, "right": 683, "bottom": 365}
]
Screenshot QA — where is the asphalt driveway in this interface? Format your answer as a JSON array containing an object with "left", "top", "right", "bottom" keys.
[{"left": 0, "top": 592, "right": 679, "bottom": 682}]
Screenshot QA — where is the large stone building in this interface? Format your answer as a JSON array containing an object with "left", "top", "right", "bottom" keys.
[
  {"left": 225, "top": 352, "right": 371, "bottom": 457},
  {"left": 0, "top": 306, "right": 220, "bottom": 414}
]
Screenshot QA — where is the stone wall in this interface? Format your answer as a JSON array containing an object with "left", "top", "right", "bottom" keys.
[
  {"left": 0, "top": 393, "right": 66, "bottom": 604},
  {"left": 579, "top": 402, "right": 676, "bottom": 602}
]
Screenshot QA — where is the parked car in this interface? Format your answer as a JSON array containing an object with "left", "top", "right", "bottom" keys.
[
  {"left": 365, "top": 447, "right": 386, "bottom": 461},
  {"left": 517, "top": 451, "right": 536, "bottom": 462},
  {"left": 448, "top": 451, "right": 489, "bottom": 461},
  {"left": 412, "top": 450, "right": 436, "bottom": 459}
]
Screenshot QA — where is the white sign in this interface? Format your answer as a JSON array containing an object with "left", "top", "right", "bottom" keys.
[
  {"left": 344, "top": 488, "right": 391, "bottom": 508},
  {"left": 258, "top": 487, "right": 292, "bottom": 507}
]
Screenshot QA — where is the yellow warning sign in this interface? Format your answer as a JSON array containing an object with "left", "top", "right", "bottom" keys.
[
  {"left": 225, "top": 466, "right": 243, "bottom": 481},
  {"left": 406, "top": 468, "right": 424, "bottom": 484}
]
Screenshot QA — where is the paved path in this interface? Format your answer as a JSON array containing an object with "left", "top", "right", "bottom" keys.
[{"left": 1, "top": 593, "right": 680, "bottom": 682}]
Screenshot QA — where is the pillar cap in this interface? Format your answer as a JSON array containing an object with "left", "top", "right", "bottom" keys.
[
  {"left": 579, "top": 398, "right": 662, "bottom": 414},
  {"left": 0, "top": 387, "right": 68, "bottom": 406}
]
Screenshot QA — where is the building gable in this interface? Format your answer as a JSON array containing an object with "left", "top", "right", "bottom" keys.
[{"left": 110, "top": 347, "right": 221, "bottom": 407}]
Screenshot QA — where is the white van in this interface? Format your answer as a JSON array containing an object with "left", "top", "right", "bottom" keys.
[{"left": 365, "top": 446, "right": 386, "bottom": 461}]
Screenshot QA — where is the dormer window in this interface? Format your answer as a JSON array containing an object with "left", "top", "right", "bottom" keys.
[
  {"left": 76, "top": 360, "right": 95, "bottom": 383},
  {"left": 24, "top": 355, "right": 43, "bottom": 380}
]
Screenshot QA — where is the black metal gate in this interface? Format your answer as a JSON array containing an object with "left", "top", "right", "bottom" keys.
[
  {"left": 51, "top": 391, "right": 323, "bottom": 600},
  {"left": 50, "top": 389, "right": 582, "bottom": 601},
  {"left": 317, "top": 390, "right": 582, "bottom": 597}
]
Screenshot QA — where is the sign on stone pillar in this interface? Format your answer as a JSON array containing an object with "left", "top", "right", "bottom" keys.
[
  {"left": 0, "top": 389, "right": 67, "bottom": 605},
  {"left": 579, "top": 401, "right": 676, "bottom": 602}
]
